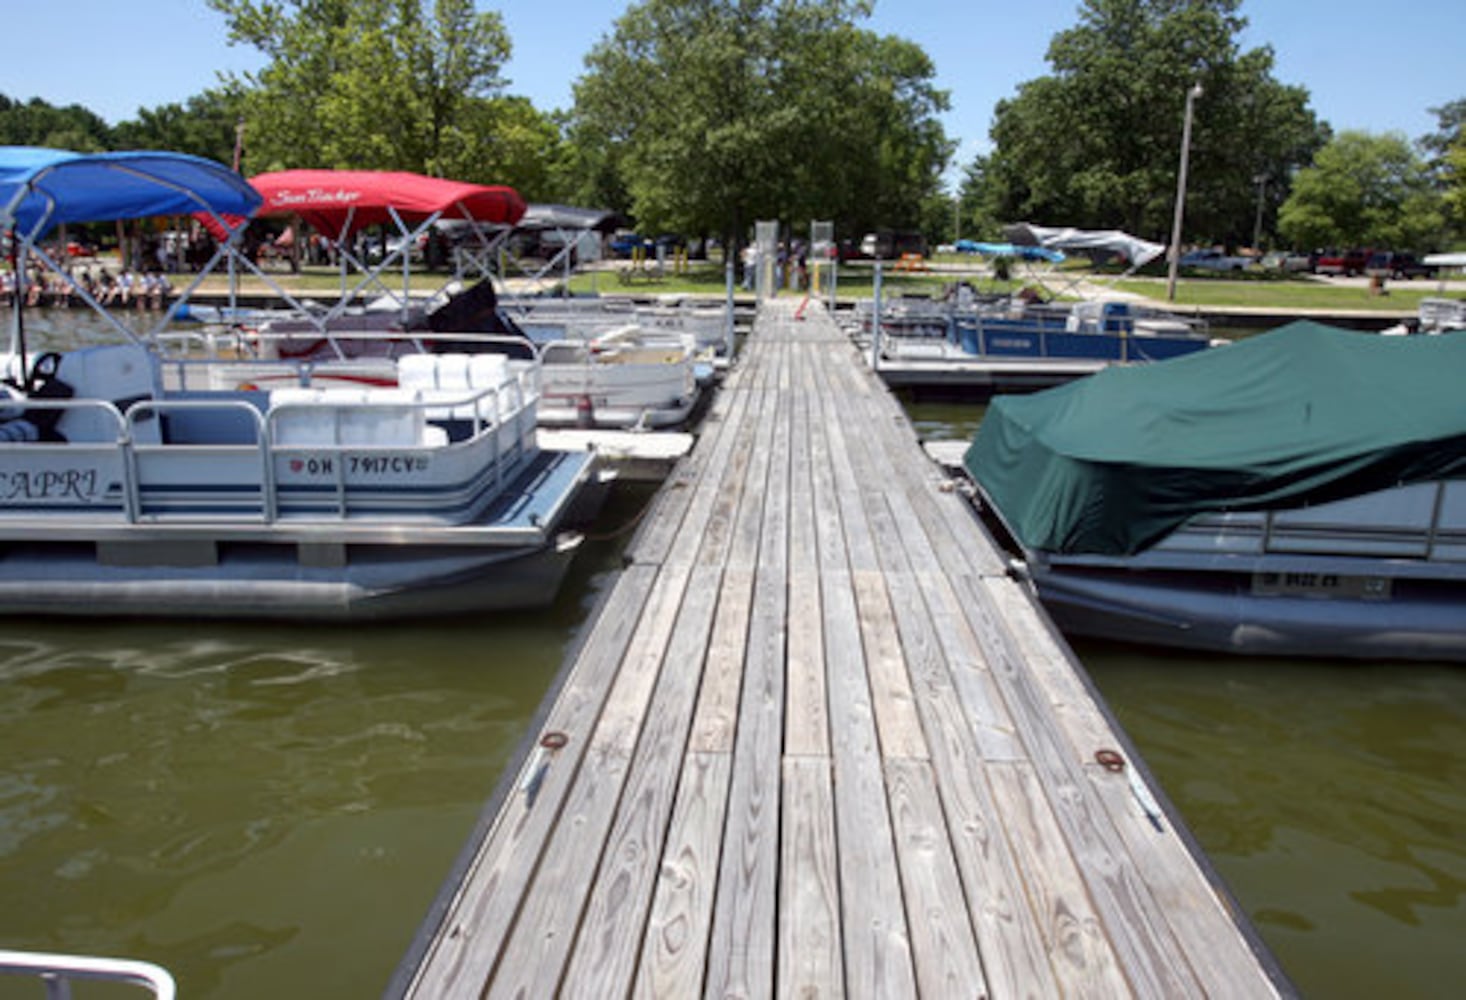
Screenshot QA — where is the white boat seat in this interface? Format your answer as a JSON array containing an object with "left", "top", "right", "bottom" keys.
[
  {"left": 43, "top": 345, "right": 163, "bottom": 444},
  {"left": 397, "top": 352, "right": 517, "bottom": 421},
  {"left": 268, "top": 387, "right": 430, "bottom": 447}
]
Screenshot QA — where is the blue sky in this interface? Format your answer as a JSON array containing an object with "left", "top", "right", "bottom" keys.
[{"left": 2, "top": 0, "right": 1461, "bottom": 179}]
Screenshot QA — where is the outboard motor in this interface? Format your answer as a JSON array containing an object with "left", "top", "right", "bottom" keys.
[{"left": 425, "top": 281, "right": 522, "bottom": 335}]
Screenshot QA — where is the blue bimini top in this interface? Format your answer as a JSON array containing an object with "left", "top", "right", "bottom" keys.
[{"left": 0, "top": 146, "right": 261, "bottom": 240}]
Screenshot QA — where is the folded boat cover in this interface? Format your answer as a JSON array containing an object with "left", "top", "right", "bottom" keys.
[{"left": 964, "top": 321, "right": 1466, "bottom": 555}]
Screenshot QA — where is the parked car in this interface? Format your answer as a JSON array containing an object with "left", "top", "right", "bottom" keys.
[
  {"left": 1364, "top": 251, "right": 1436, "bottom": 280},
  {"left": 1179, "top": 248, "right": 1252, "bottom": 272},
  {"left": 609, "top": 232, "right": 652, "bottom": 257},
  {"left": 1260, "top": 250, "right": 1312, "bottom": 272},
  {"left": 1315, "top": 248, "right": 1372, "bottom": 276}
]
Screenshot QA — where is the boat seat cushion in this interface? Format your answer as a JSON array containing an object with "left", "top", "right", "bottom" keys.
[
  {"left": 269, "top": 387, "right": 428, "bottom": 447},
  {"left": 398, "top": 352, "right": 518, "bottom": 421}
]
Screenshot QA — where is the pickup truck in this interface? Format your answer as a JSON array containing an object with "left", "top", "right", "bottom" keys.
[{"left": 1315, "top": 249, "right": 1371, "bottom": 276}]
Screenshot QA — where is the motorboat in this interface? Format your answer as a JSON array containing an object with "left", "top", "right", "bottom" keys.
[
  {"left": 855, "top": 294, "right": 1213, "bottom": 389},
  {"left": 502, "top": 292, "right": 734, "bottom": 377},
  {"left": 1380, "top": 296, "right": 1466, "bottom": 336},
  {"left": 853, "top": 226, "right": 1214, "bottom": 388},
  {"left": 963, "top": 320, "right": 1465, "bottom": 661},
  {"left": 179, "top": 168, "right": 709, "bottom": 430},
  {"left": 950, "top": 297, "right": 1211, "bottom": 362},
  {"left": 0, "top": 146, "right": 607, "bottom": 620},
  {"left": 215, "top": 281, "right": 704, "bottom": 431},
  {"left": 534, "top": 323, "right": 699, "bottom": 429}
]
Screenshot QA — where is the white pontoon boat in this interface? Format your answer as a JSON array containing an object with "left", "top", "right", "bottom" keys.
[{"left": 0, "top": 147, "right": 605, "bottom": 620}]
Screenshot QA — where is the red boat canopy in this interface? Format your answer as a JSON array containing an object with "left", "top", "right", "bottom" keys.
[{"left": 248, "top": 169, "right": 526, "bottom": 237}]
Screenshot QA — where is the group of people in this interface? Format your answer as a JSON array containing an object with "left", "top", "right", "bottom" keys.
[
  {"left": 740, "top": 239, "right": 812, "bottom": 292},
  {"left": 1, "top": 264, "right": 173, "bottom": 311}
]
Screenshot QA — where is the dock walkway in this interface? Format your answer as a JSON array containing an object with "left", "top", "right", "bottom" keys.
[{"left": 393, "top": 299, "right": 1288, "bottom": 998}]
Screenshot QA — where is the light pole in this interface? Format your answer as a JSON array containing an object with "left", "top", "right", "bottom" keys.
[{"left": 1166, "top": 82, "right": 1203, "bottom": 302}]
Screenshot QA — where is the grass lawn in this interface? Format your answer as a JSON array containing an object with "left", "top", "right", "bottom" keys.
[
  {"left": 181, "top": 256, "right": 1457, "bottom": 316},
  {"left": 1111, "top": 276, "right": 1436, "bottom": 312}
]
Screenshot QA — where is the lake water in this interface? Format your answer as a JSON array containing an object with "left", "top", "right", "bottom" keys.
[{"left": 0, "top": 320, "right": 1461, "bottom": 998}]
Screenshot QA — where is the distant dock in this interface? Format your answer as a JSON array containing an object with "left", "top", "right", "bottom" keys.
[{"left": 390, "top": 299, "right": 1291, "bottom": 998}]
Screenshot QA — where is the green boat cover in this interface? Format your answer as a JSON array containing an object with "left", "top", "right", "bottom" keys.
[{"left": 963, "top": 321, "right": 1466, "bottom": 556}]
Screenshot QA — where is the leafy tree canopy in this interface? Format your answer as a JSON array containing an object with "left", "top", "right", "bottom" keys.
[
  {"left": 1422, "top": 99, "right": 1465, "bottom": 239},
  {"left": 110, "top": 87, "right": 248, "bottom": 166},
  {"left": 1277, "top": 130, "right": 1446, "bottom": 252},
  {"left": 968, "top": 0, "right": 1326, "bottom": 247},
  {"left": 206, "top": 0, "right": 562, "bottom": 191},
  {"left": 0, "top": 95, "right": 111, "bottom": 152},
  {"left": 565, "top": 0, "right": 952, "bottom": 247}
]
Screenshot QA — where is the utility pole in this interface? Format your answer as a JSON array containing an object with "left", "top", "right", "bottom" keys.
[{"left": 1166, "top": 83, "right": 1203, "bottom": 302}]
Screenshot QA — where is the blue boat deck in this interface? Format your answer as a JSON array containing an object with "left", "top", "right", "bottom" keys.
[{"left": 391, "top": 299, "right": 1290, "bottom": 998}]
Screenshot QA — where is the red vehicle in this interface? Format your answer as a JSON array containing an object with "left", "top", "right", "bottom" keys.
[{"left": 1315, "top": 248, "right": 1372, "bottom": 276}]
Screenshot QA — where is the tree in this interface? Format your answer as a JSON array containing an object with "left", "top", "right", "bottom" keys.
[
  {"left": 1422, "top": 98, "right": 1465, "bottom": 240},
  {"left": 0, "top": 95, "right": 111, "bottom": 151},
  {"left": 1277, "top": 130, "right": 1446, "bottom": 251},
  {"left": 111, "top": 87, "right": 248, "bottom": 165},
  {"left": 1444, "top": 138, "right": 1466, "bottom": 240},
  {"left": 972, "top": 0, "right": 1326, "bottom": 246},
  {"left": 956, "top": 154, "right": 1009, "bottom": 242},
  {"left": 564, "top": 0, "right": 951, "bottom": 249},
  {"left": 1419, "top": 98, "right": 1465, "bottom": 165},
  {"left": 207, "top": 0, "right": 522, "bottom": 183}
]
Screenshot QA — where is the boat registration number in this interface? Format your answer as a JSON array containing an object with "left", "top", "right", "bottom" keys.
[{"left": 1251, "top": 572, "right": 1392, "bottom": 600}]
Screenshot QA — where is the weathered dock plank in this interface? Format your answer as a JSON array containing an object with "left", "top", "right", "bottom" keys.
[{"left": 393, "top": 299, "right": 1289, "bottom": 1000}]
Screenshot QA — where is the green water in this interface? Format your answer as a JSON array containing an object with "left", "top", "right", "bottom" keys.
[
  {"left": 0, "top": 615, "right": 557, "bottom": 998},
  {"left": 0, "top": 332, "right": 1460, "bottom": 997},
  {"left": 1083, "top": 645, "right": 1466, "bottom": 999},
  {"left": 0, "top": 472, "right": 639, "bottom": 999}
]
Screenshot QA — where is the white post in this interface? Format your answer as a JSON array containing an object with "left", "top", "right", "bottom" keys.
[
  {"left": 724, "top": 259, "right": 735, "bottom": 357},
  {"left": 1166, "top": 82, "right": 1203, "bottom": 302},
  {"left": 870, "top": 261, "right": 883, "bottom": 372}
]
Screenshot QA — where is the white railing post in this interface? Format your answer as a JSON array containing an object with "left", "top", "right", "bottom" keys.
[{"left": 870, "top": 261, "right": 883, "bottom": 372}]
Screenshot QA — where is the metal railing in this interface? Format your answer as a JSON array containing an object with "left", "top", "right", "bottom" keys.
[
  {"left": 0, "top": 949, "right": 175, "bottom": 999},
  {"left": 2, "top": 374, "right": 539, "bottom": 526}
]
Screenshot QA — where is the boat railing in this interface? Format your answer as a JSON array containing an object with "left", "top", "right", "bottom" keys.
[
  {"left": 2, "top": 379, "right": 531, "bottom": 526},
  {"left": 153, "top": 327, "right": 254, "bottom": 359},
  {"left": 0, "top": 948, "right": 175, "bottom": 999},
  {"left": 127, "top": 384, "right": 526, "bottom": 524},
  {"left": 0, "top": 396, "right": 130, "bottom": 445},
  {"left": 126, "top": 397, "right": 274, "bottom": 521},
  {"left": 1191, "top": 480, "right": 1461, "bottom": 562}
]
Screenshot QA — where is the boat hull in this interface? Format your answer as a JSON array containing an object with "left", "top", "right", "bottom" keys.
[
  {"left": 0, "top": 436, "right": 607, "bottom": 621},
  {"left": 1026, "top": 558, "right": 1466, "bottom": 662},
  {"left": 0, "top": 534, "right": 584, "bottom": 621}
]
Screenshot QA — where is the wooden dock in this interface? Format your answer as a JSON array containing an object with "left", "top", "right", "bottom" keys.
[{"left": 391, "top": 299, "right": 1289, "bottom": 998}]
